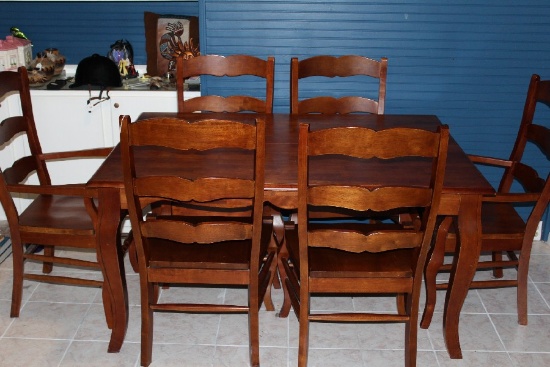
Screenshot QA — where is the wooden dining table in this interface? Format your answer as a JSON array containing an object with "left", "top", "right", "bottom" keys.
[{"left": 87, "top": 112, "right": 494, "bottom": 358}]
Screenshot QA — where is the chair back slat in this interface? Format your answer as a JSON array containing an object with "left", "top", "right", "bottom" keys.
[
  {"left": 308, "top": 229, "right": 423, "bottom": 253},
  {"left": 141, "top": 219, "right": 253, "bottom": 244},
  {"left": 291, "top": 55, "right": 387, "bottom": 115},
  {"left": 307, "top": 127, "right": 440, "bottom": 158},
  {"left": 134, "top": 176, "right": 255, "bottom": 203},
  {"left": 177, "top": 54, "right": 274, "bottom": 113}
]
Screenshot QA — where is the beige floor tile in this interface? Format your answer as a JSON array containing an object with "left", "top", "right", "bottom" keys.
[
  {"left": 0, "top": 337, "right": 69, "bottom": 367},
  {"left": 5, "top": 301, "right": 90, "bottom": 339},
  {"left": 428, "top": 313, "right": 505, "bottom": 352},
  {"left": 423, "top": 287, "right": 486, "bottom": 314},
  {"left": 491, "top": 314, "right": 550, "bottom": 352},
  {"left": 152, "top": 311, "right": 219, "bottom": 345},
  {"left": 310, "top": 294, "right": 354, "bottom": 312},
  {"left": 478, "top": 283, "right": 550, "bottom": 315},
  {"left": 362, "top": 350, "right": 440, "bottom": 367},
  {"left": 73, "top": 303, "right": 141, "bottom": 344},
  {"left": 0, "top": 300, "right": 14, "bottom": 335},
  {"left": 159, "top": 284, "right": 228, "bottom": 305},
  {"left": 436, "top": 351, "right": 514, "bottom": 366},
  {"left": 290, "top": 347, "right": 364, "bottom": 367},
  {"left": 352, "top": 294, "right": 402, "bottom": 312},
  {"left": 28, "top": 278, "right": 101, "bottom": 304},
  {"left": 259, "top": 346, "right": 290, "bottom": 367},
  {"left": 533, "top": 282, "right": 550, "bottom": 306},
  {"left": 528, "top": 254, "right": 550, "bottom": 282},
  {"left": 259, "top": 310, "right": 289, "bottom": 347},
  {"left": 150, "top": 344, "right": 214, "bottom": 366},
  {"left": 149, "top": 344, "right": 215, "bottom": 366},
  {"left": 508, "top": 352, "right": 550, "bottom": 366},
  {"left": 212, "top": 345, "right": 262, "bottom": 367},
  {"left": 0, "top": 268, "right": 38, "bottom": 303},
  {"left": 59, "top": 341, "right": 140, "bottom": 367}
]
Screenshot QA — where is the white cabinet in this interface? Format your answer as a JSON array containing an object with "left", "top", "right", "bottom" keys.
[{"left": 0, "top": 86, "right": 199, "bottom": 220}]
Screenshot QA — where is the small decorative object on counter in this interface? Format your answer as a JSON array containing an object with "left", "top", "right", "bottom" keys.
[
  {"left": 5, "top": 35, "right": 32, "bottom": 68},
  {"left": 27, "top": 51, "right": 55, "bottom": 85},
  {"left": 45, "top": 48, "right": 66, "bottom": 76},
  {"left": 0, "top": 39, "right": 18, "bottom": 71},
  {"left": 10, "top": 26, "right": 30, "bottom": 40},
  {"left": 2, "top": 27, "right": 32, "bottom": 70},
  {"left": 108, "top": 39, "right": 138, "bottom": 79}
]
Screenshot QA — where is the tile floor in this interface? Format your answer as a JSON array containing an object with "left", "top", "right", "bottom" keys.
[{"left": 1, "top": 240, "right": 550, "bottom": 367}]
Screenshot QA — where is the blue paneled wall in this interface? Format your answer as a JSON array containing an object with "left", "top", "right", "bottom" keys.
[{"left": 3, "top": 0, "right": 550, "bottom": 236}]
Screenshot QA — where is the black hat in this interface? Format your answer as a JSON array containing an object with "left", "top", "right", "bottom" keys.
[{"left": 70, "top": 54, "right": 122, "bottom": 89}]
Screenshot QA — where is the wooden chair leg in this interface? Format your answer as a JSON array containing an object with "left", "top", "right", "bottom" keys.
[
  {"left": 263, "top": 250, "right": 278, "bottom": 312},
  {"left": 122, "top": 231, "right": 139, "bottom": 273},
  {"left": 406, "top": 292, "right": 419, "bottom": 367},
  {"left": 397, "top": 294, "right": 406, "bottom": 315},
  {"left": 42, "top": 245, "right": 54, "bottom": 274},
  {"left": 517, "top": 246, "right": 532, "bottom": 325},
  {"left": 101, "top": 285, "right": 114, "bottom": 329},
  {"left": 10, "top": 238, "right": 24, "bottom": 318},
  {"left": 141, "top": 283, "right": 155, "bottom": 367},
  {"left": 298, "top": 288, "right": 310, "bottom": 367},
  {"left": 492, "top": 251, "right": 504, "bottom": 278},
  {"left": 271, "top": 213, "right": 285, "bottom": 290},
  {"left": 420, "top": 216, "right": 453, "bottom": 329},
  {"left": 277, "top": 239, "right": 292, "bottom": 318},
  {"left": 249, "top": 299, "right": 260, "bottom": 367}
]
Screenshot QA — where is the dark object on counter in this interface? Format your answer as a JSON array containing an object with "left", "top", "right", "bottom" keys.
[
  {"left": 46, "top": 79, "right": 67, "bottom": 90},
  {"left": 108, "top": 39, "right": 139, "bottom": 79},
  {"left": 70, "top": 54, "right": 122, "bottom": 89}
]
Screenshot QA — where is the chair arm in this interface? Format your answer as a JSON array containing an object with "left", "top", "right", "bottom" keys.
[
  {"left": 483, "top": 192, "right": 540, "bottom": 203},
  {"left": 467, "top": 154, "right": 513, "bottom": 168},
  {"left": 38, "top": 147, "right": 114, "bottom": 161},
  {"left": 6, "top": 183, "right": 97, "bottom": 197}
]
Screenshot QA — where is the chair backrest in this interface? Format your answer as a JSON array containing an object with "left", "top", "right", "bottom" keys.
[
  {"left": 0, "top": 67, "right": 51, "bottom": 220},
  {"left": 290, "top": 55, "right": 388, "bottom": 115},
  {"left": 496, "top": 73, "right": 550, "bottom": 239},
  {"left": 176, "top": 54, "right": 275, "bottom": 113},
  {"left": 297, "top": 123, "right": 448, "bottom": 266},
  {"left": 121, "top": 115, "right": 266, "bottom": 268}
]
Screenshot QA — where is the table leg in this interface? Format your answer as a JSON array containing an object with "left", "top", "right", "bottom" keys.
[
  {"left": 97, "top": 188, "right": 128, "bottom": 353},
  {"left": 443, "top": 194, "right": 482, "bottom": 358}
]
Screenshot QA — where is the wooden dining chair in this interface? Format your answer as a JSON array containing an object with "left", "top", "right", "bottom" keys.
[
  {"left": 174, "top": 53, "right": 282, "bottom": 299},
  {"left": 0, "top": 67, "right": 116, "bottom": 323},
  {"left": 120, "top": 115, "right": 277, "bottom": 367},
  {"left": 278, "top": 123, "right": 449, "bottom": 367},
  {"left": 421, "top": 74, "right": 550, "bottom": 329},
  {"left": 290, "top": 55, "right": 388, "bottom": 114},
  {"left": 176, "top": 54, "right": 275, "bottom": 113}
]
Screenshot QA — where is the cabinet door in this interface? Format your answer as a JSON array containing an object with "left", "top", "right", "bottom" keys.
[
  {"left": 30, "top": 90, "right": 111, "bottom": 185},
  {"left": 110, "top": 90, "right": 178, "bottom": 143},
  {"left": 109, "top": 90, "right": 201, "bottom": 143}
]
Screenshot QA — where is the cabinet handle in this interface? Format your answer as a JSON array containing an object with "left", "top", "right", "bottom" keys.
[{"left": 114, "top": 103, "right": 120, "bottom": 108}]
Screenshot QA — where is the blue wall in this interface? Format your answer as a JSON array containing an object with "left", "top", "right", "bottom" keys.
[{"left": 3, "top": 0, "right": 550, "bottom": 236}]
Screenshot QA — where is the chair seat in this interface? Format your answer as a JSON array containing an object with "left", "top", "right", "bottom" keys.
[
  {"left": 481, "top": 202, "right": 526, "bottom": 237},
  {"left": 19, "top": 195, "right": 95, "bottom": 233},
  {"left": 445, "top": 202, "right": 526, "bottom": 252}
]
